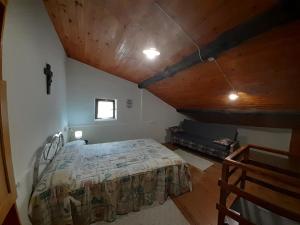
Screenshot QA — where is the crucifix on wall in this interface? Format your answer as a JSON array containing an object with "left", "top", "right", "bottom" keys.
[{"left": 44, "top": 63, "right": 53, "bottom": 95}]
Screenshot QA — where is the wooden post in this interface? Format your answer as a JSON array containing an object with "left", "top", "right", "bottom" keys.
[
  {"left": 290, "top": 128, "right": 300, "bottom": 156},
  {"left": 240, "top": 148, "right": 249, "bottom": 189},
  {"left": 217, "top": 163, "right": 229, "bottom": 225}
]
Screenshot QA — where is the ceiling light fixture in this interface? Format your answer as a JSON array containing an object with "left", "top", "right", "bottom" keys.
[
  {"left": 143, "top": 48, "right": 160, "bottom": 60},
  {"left": 154, "top": 1, "right": 239, "bottom": 102},
  {"left": 208, "top": 57, "right": 239, "bottom": 101},
  {"left": 228, "top": 92, "right": 239, "bottom": 101}
]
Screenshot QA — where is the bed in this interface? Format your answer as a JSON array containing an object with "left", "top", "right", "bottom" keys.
[{"left": 28, "top": 134, "right": 192, "bottom": 225}]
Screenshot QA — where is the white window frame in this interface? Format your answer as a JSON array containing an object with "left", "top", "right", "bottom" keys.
[{"left": 94, "top": 98, "right": 117, "bottom": 121}]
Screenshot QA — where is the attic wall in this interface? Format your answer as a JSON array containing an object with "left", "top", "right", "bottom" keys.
[
  {"left": 65, "top": 58, "right": 292, "bottom": 151},
  {"left": 66, "top": 58, "right": 185, "bottom": 143},
  {"left": 237, "top": 126, "right": 291, "bottom": 151},
  {"left": 3, "top": 0, "right": 68, "bottom": 224}
]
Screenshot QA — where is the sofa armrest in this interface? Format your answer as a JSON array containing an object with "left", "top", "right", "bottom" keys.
[
  {"left": 168, "top": 126, "right": 183, "bottom": 133},
  {"left": 166, "top": 126, "right": 182, "bottom": 144},
  {"left": 229, "top": 141, "right": 240, "bottom": 153}
]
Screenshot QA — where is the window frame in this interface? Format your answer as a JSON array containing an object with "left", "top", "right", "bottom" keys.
[{"left": 95, "top": 98, "right": 117, "bottom": 121}]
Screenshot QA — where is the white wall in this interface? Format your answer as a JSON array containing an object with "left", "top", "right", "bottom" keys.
[
  {"left": 66, "top": 58, "right": 292, "bottom": 150},
  {"left": 3, "top": 0, "right": 68, "bottom": 224},
  {"left": 66, "top": 58, "right": 185, "bottom": 144},
  {"left": 237, "top": 126, "right": 291, "bottom": 151}
]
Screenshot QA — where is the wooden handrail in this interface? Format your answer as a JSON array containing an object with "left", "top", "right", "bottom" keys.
[
  {"left": 247, "top": 159, "right": 300, "bottom": 179},
  {"left": 248, "top": 144, "right": 293, "bottom": 156},
  {"left": 220, "top": 181, "right": 300, "bottom": 222},
  {"left": 245, "top": 175, "right": 300, "bottom": 199},
  {"left": 217, "top": 144, "right": 300, "bottom": 225},
  {"left": 224, "top": 159, "right": 300, "bottom": 188},
  {"left": 225, "top": 145, "right": 249, "bottom": 160}
]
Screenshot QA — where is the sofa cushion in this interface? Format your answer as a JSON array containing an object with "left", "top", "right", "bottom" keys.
[
  {"left": 172, "top": 132, "right": 228, "bottom": 152},
  {"left": 213, "top": 138, "right": 234, "bottom": 146},
  {"left": 180, "top": 119, "right": 237, "bottom": 140},
  {"left": 171, "top": 134, "right": 229, "bottom": 159}
]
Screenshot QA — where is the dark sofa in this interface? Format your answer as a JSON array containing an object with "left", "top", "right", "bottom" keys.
[{"left": 168, "top": 119, "right": 239, "bottom": 159}]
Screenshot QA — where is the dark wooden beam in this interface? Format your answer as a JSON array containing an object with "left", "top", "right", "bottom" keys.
[
  {"left": 138, "top": 1, "right": 300, "bottom": 89},
  {"left": 177, "top": 109, "right": 300, "bottom": 128}
]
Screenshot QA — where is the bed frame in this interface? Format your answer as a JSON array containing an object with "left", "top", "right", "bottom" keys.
[
  {"left": 217, "top": 144, "right": 300, "bottom": 225},
  {"left": 32, "top": 132, "right": 64, "bottom": 189}
]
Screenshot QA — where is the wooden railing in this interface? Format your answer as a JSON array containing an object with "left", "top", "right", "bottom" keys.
[{"left": 217, "top": 144, "right": 300, "bottom": 225}]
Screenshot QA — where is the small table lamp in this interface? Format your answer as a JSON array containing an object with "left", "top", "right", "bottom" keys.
[{"left": 74, "top": 130, "right": 83, "bottom": 139}]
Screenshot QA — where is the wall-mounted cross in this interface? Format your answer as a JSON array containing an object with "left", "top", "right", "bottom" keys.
[{"left": 44, "top": 63, "right": 53, "bottom": 95}]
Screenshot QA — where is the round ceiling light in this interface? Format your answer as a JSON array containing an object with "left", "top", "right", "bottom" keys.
[
  {"left": 143, "top": 48, "right": 160, "bottom": 60},
  {"left": 228, "top": 92, "right": 239, "bottom": 101}
]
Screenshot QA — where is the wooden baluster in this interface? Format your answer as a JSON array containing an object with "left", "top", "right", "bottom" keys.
[
  {"left": 240, "top": 147, "right": 249, "bottom": 189},
  {"left": 217, "top": 163, "right": 229, "bottom": 225}
]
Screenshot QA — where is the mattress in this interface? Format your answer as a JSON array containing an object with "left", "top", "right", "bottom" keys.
[{"left": 28, "top": 139, "right": 192, "bottom": 225}]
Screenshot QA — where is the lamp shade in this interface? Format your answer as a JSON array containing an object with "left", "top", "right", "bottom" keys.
[{"left": 74, "top": 130, "right": 83, "bottom": 139}]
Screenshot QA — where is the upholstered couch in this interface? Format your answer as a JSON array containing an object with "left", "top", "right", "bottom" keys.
[{"left": 168, "top": 119, "right": 239, "bottom": 159}]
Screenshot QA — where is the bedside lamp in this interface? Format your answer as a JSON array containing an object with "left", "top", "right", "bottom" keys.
[{"left": 74, "top": 130, "right": 82, "bottom": 139}]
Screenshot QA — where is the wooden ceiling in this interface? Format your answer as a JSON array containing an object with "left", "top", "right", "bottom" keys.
[{"left": 44, "top": 0, "right": 300, "bottom": 111}]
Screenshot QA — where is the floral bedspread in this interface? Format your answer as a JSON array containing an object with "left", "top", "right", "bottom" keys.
[{"left": 28, "top": 139, "right": 192, "bottom": 225}]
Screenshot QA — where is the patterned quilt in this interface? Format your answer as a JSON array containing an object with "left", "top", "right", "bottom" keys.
[{"left": 28, "top": 139, "right": 192, "bottom": 225}]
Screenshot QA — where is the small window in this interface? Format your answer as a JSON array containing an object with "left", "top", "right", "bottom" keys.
[{"left": 95, "top": 99, "right": 117, "bottom": 120}]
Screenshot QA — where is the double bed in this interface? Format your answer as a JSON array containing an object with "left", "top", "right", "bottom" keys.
[{"left": 29, "top": 136, "right": 192, "bottom": 225}]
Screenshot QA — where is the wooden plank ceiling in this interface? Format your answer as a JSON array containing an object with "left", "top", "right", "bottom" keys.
[{"left": 44, "top": 0, "right": 300, "bottom": 111}]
